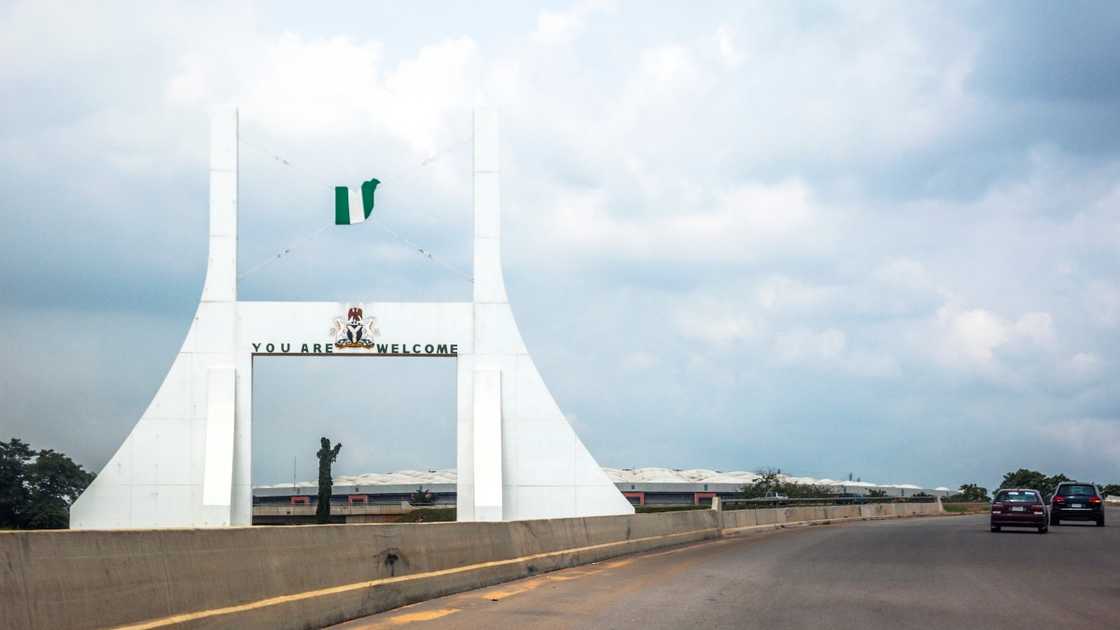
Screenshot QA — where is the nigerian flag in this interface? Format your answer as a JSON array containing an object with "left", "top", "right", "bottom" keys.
[{"left": 335, "top": 178, "right": 380, "bottom": 225}]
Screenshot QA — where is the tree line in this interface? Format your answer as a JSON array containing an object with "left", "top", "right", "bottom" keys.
[
  {"left": 1, "top": 438, "right": 94, "bottom": 529},
  {"left": 738, "top": 468, "right": 848, "bottom": 499},
  {"left": 948, "top": 468, "right": 1120, "bottom": 503},
  {"left": 736, "top": 467, "right": 1119, "bottom": 503}
]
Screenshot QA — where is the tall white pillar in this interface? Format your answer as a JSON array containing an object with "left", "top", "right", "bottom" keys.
[
  {"left": 472, "top": 105, "right": 507, "bottom": 305},
  {"left": 204, "top": 106, "right": 238, "bottom": 303},
  {"left": 467, "top": 104, "right": 508, "bottom": 521}
]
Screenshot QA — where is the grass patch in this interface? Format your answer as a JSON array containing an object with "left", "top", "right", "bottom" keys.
[
  {"left": 393, "top": 507, "right": 456, "bottom": 523},
  {"left": 941, "top": 502, "right": 989, "bottom": 514}
]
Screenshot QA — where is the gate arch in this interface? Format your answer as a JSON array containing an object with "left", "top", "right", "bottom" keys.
[{"left": 71, "top": 106, "right": 633, "bottom": 528}]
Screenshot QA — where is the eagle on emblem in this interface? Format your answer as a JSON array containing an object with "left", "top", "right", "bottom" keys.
[{"left": 330, "top": 305, "right": 379, "bottom": 348}]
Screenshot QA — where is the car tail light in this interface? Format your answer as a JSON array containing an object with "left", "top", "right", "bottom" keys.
[
  {"left": 1053, "top": 496, "right": 1065, "bottom": 504},
  {"left": 1032, "top": 505, "right": 1043, "bottom": 513},
  {"left": 1089, "top": 497, "right": 1102, "bottom": 505},
  {"left": 991, "top": 502, "right": 1002, "bottom": 512}
]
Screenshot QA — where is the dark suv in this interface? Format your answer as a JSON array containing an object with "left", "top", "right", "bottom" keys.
[{"left": 1049, "top": 482, "right": 1105, "bottom": 526}]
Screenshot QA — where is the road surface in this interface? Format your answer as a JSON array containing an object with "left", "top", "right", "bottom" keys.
[{"left": 334, "top": 508, "right": 1119, "bottom": 630}]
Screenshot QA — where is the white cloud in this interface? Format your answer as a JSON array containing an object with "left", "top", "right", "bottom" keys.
[
  {"left": 756, "top": 275, "right": 838, "bottom": 311},
  {"left": 639, "top": 45, "right": 695, "bottom": 85},
  {"left": 531, "top": 0, "right": 614, "bottom": 45},
  {"left": 715, "top": 24, "right": 744, "bottom": 68},
  {"left": 773, "top": 328, "right": 847, "bottom": 364},
  {"left": 872, "top": 258, "right": 936, "bottom": 293},
  {"left": 1066, "top": 352, "right": 1104, "bottom": 381},
  {"left": 165, "top": 31, "right": 479, "bottom": 156},
  {"left": 622, "top": 351, "right": 660, "bottom": 370},
  {"left": 1036, "top": 418, "right": 1120, "bottom": 465},
  {"left": 530, "top": 178, "right": 829, "bottom": 266},
  {"left": 938, "top": 305, "right": 1010, "bottom": 363},
  {"left": 1013, "top": 312, "right": 1055, "bottom": 347},
  {"left": 674, "top": 299, "right": 760, "bottom": 347},
  {"left": 929, "top": 303, "right": 1059, "bottom": 366},
  {"left": 1083, "top": 281, "right": 1120, "bottom": 329}
]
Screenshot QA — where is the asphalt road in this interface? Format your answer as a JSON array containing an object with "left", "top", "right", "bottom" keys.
[{"left": 334, "top": 508, "right": 1119, "bottom": 630}]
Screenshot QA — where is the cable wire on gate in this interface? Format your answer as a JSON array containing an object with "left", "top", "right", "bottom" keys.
[
  {"left": 369, "top": 220, "right": 474, "bottom": 283},
  {"left": 237, "top": 224, "right": 330, "bottom": 279},
  {"left": 236, "top": 133, "right": 474, "bottom": 282}
]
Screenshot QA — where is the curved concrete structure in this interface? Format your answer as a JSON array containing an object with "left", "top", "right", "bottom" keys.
[{"left": 71, "top": 106, "right": 633, "bottom": 528}]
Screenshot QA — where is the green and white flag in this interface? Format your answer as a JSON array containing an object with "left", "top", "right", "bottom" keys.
[{"left": 335, "top": 178, "right": 380, "bottom": 225}]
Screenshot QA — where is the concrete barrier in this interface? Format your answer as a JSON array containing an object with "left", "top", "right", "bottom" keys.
[
  {"left": 1, "top": 510, "right": 720, "bottom": 630},
  {"left": 0, "top": 502, "right": 941, "bottom": 630},
  {"left": 719, "top": 501, "right": 941, "bottom": 535}
]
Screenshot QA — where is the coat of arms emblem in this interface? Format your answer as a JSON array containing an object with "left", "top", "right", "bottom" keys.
[{"left": 330, "top": 305, "right": 379, "bottom": 349}]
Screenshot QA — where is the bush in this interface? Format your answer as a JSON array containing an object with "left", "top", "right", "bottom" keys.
[
  {"left": 409, "top": 486, "right": 435, "bottom": 506},
  {"left": 395, "top": 507, "right": 455, "bottom": 522}
]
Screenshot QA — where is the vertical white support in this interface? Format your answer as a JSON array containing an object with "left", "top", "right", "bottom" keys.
[
  {"left": 473, "top": 105, "right": 507, "bottom": 305},
  {"left": 203, "top": 367, "right": 236, "bottom": 507},
  {"left": 472, "top": 369, "right": 503, "bottom": 521},
  {"left": 203, "top": 106, "right": 238, "bottom": 303}
]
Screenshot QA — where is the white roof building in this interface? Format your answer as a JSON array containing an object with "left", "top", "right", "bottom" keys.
[{"left": 255, "top": 467, "right": 948, "bottom": 499}]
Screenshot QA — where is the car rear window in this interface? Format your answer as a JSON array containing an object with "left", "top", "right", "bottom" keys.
[
  {"left": 995, "top": 490, "right": 1040, "bottom": 503},
  {"left": 1057, "top": 485, "right": 1096, "bottom": 497}
]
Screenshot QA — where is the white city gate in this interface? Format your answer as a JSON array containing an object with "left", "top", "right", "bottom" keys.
[{"left": 71, "top": 107, "right": 634, "bottom": 528}]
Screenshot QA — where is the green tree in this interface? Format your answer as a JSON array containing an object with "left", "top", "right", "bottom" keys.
[
  {"left": 1000, "top": 468, "right": 1048, "bottom": 492},
  {"left": 1100, "top": 484, "right": 1120, "bottom": 498},
  {"left": 739, "top": 468, "right": 782, "bottom": 498},
  {"left": 999, "top": 469, "right": 1071, "bottom": 500},
  {"left": 738, "top": 468, "right": 834, "bottom": 499},
  {"left": 954, "top": 483, "right": 990, "bottom": 502},
  {"left": 782, "top": 482, "right": 833, "bottom": 498},
  {"left": 1045, "top": 473, "right": 1072, "bottom": 498},
  {"left": 1, "top": 439, "right": 94, "bottom": 529},
  {"left": 23, "top": 450, "right": 94, "bottom": 529},
  {"left": 1, "top": 439, "right": 34, "bottom": 527},
  {"left": 409, "top": 486, "right": 434, "bottom": 506}
]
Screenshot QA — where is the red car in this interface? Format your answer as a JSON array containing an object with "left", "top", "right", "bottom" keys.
[{"left": 991, "top": 488, "right": 1048, "bottom": 533}]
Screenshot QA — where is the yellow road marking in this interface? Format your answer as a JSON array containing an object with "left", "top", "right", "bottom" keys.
[
  {"left": 110, "top": 528, "right": 719, "bottom": 629},
  {"left": 542, "top": 573, "right": 584, "bottom": 582},
  {"left": 474, "top": 536, "right": 724, "bottom": 603},
  {"left": 386, "top": 608, "right": 459, "bottom": 625},
  {"left": 479, "top": 577, "right": 546, "bottom": 601}
]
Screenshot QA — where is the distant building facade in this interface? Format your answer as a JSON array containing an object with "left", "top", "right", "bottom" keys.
[{"left": 254, "top": 467, "right": 950, "bottom": 516}]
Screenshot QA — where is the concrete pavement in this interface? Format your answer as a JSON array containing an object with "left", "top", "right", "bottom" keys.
[{"left": 334, "top": 507, "right": 1119, "bottom": 629}]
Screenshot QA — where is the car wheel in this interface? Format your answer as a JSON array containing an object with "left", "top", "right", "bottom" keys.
[
  {"left": 1038, "top": 526, "right": 1048, "bottom": 534},
  {"left": 1049, "top": 515, "right": 1059, "bottom": 526},
  {"left": 990, "top": 525, "right": 1000, "bottom": 532},
  {"left": 1097, "top": 517, "right": 1105, "bottom": 527}
]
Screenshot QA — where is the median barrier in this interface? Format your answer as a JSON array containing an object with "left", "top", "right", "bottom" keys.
[{"left": 0, "top": 501, "right": 943, "bottom": 630}]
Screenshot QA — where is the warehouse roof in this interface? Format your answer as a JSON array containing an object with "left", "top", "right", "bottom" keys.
[{"left": 256, "top": 467, "right": 946, "bottom": 492}]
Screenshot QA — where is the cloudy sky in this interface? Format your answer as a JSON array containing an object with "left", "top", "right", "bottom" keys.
[{"left": 1, "top": 1, "right": 1117, "bottom": 490}]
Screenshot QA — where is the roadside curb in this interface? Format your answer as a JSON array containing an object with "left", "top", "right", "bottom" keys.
[{"left": 719, "top": 510, "right": 952, "bottom": 538}]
